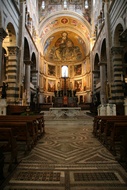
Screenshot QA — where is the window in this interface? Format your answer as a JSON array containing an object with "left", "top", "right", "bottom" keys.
[{"left": 62, "top": 65, "right": 68, "bottom": 77}]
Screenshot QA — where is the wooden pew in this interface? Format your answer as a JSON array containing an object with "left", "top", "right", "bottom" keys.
[
  {"left": 0, "top": 128, "right": 18, "bottom": 171},
  {"left": 93, "top": 115, "right": 127, "bottom": 138},
  {"left": 7, "top": 105, "right": 27, "bottom": 115},
  {"left": 0, "top": 115, "right": 45, "bottom": 138},
  {"left": 0, "top": 119, "right": 37, "bottom": 145},
  {"left": 99, "top": 117, "right": 127, "bottom": 144},
  {"left": 109, "top": 122, "right": 127, "bottom": 155},
  {"left": 0, "top": 122, "right": 33, "bottom": 153},
  {"left": 93, "top": 116, "right": 127, "bottom": 157}
]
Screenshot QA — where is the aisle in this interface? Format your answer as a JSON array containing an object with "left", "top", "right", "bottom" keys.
[{"left": 2, "top": 112, "right": 127, "bottom": 189}]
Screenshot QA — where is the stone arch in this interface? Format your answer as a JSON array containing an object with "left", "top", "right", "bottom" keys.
[
  {"left": 2, "top": 23, "right": 16, "bottom": 81},
  {"left": 94, "top": 53, "right": 100, "bottom": 70},
  {"left": 39, "top": 11, "right": 91, "bottom": 56},
  {"left": 24, "top": 37, "right": 30, "bottom": 61},
  {"left": 113, "top": 23, "right": 124, "bottom": 46},
  {"left": 100, "top": 38, "right": 107, "bottom": 62},
  {"left": 3, "top": 22, "right": 16, "bottom": 50}
]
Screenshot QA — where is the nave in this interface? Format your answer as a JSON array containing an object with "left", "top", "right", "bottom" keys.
[{"left": 1, "top": 111, "right": 127, "bottom": 190}]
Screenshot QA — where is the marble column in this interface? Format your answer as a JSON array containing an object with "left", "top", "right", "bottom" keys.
[
  {"left": 24, "top": 60, "right": 31, "bottom": 104},
  {"left": 7, "top": 46, "right": 19, "bottom": 104},
  {"left": 0, "top": 28, "right": 7, "bottom": 84},
  {"left": 92, "top": 70, "right": 100, "bottom": 92},
  {"left": 111, "top": 46, "right": 124, "bottom": 103},
  {"left": 99, "top": 62, "right": 107, "bottom": 104},
  {"left": 104, "top": 0, "right": 112, "bottom": 82}
]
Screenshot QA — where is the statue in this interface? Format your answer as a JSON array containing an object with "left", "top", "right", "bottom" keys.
[{"left": 0, "top": 82, "right": 8, "bottom": 99}]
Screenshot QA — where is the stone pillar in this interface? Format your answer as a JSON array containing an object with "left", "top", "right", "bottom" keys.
[
  {"left": 92, "top": 70, "right": 100, "bottom": 92},
  {"left": 7, "top": 46, "right": 19, "bottom": 104},
  {"left": 99, "top": 62, "right": 107, "bottom": 104},
  {"left": 111, "top": 46, "right": 124, "bottom": 104},
  {"left": 0, "top": 28, "right": 7, "bottom": 84},
  {"left": 104, "top": 0, "right": 112, "bottom": 82},
  {"left": 24, "top": 60, "right": 31, "bottom": 104}
]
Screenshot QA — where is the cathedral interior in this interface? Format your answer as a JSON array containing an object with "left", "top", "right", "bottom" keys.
[{"left": 0, "top": 0, "right": 127, "bottom": 189}]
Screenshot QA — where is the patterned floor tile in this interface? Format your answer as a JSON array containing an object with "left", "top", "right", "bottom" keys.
[{"left": 1, "top": 111, "right": 127, "bottom": 190}]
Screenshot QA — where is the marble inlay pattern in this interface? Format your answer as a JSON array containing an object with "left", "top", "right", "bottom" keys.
[{"left": 2, "top": 111, "right": 127, "bottom": 190}]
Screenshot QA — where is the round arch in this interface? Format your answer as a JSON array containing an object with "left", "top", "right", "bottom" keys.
[
  {"left": 112, "top": 23, "right": 124, "bottom": 46},
  {"left": 24, "top": 37, "right": 30, "bottom": 60}
]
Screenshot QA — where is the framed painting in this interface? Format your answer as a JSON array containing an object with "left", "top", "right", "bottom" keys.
[{"left": 48, "top": 80, "right": 56, "bottom": 92}]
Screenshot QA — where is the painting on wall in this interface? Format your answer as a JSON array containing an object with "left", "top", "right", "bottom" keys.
[
  {"left": 48, "top": 64, "right": 56, "bottom": 76},
  {"left": 74, "top": 64, "right": 82, "bottom": 76},
  {"left": 74, "top": 79, "right": 82, "bottom": 92},
  {"left": 48, "top": 80, "right": 55, "bottom": 92},
  {"left": 44, "top": 31, "right": 86, "bottom": 63}
]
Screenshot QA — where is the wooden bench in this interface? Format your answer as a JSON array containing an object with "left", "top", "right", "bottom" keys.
[
  {"left": 0, "top": 114, "right": 45, "bottom": 137},
  {"left": 93, "top": 116, "right": 127, "bottom": 157},
  {"left": 0, "top": 122, "right": 33, "bottom": 154},
  {"left": 0, "top": 128, "right": 18, "bottom": 171},
  {"left": 93, "top": 115, "right": 127, "bottom": 137},
  {"left": 109, "top": 122, "right": 127, "bottom": 155},
  {"left": 7, "top": 105, "right": 27, "bottom": 115},
  {"left": 0, "top": 118, "right": 37, "bottom": 145},
  {"left": 98, "top": 117, "right": 127, "bottom": 143}
]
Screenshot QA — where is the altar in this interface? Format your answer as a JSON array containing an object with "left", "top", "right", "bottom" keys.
[{"left": 49, "top": 107, "right": 81, "bottom": 118}]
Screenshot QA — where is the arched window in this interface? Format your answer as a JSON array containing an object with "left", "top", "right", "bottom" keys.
[{"left": 62, "top": 65, "right": 68, "bottom": 77}]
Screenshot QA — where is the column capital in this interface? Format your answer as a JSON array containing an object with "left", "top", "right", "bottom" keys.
[
  {"left": 111, "top": 46, "right": 123, "bottom": 55},
  {"left": 0, "top": 28, "right": 7, "bottom": 41},
  {"left": 7, "top": 46, "right": 19, "bottom": 56}
]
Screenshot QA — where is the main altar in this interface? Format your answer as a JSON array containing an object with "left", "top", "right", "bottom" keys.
[{"left": 53, "top": 76, "right": 78, "bottom": 107}]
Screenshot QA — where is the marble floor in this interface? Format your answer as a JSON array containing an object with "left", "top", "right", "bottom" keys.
[{"left": 1, "top": 111, "right": 127, "bottom": 190}]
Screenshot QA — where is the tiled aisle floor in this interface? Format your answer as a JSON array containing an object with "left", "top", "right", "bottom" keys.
[{"left": 1, "top": 111, "right": 127, "bottom": 190}]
